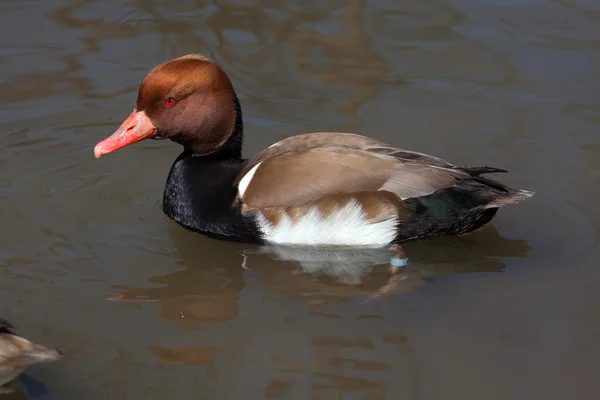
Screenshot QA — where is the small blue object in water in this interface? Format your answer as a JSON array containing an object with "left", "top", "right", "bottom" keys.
[{"left": 390, "top": 258, "right": 408, "bottom": 267}]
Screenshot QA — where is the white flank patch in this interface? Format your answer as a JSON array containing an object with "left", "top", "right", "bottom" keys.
[
  {"left": 238, "top": 161, "right": 262, "bottom": 198},
  {"left": 257, "top": 200, "right": 398, "bottom": 246}
]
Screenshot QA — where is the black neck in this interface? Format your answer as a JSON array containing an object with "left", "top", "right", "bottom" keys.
[{"left": 162, "top": 153, "right": 260, "bottom": 242}]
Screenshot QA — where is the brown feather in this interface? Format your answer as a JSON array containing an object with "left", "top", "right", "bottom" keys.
[
  {"left": 234, "top": 132, "right": 388, "bottom": 186},
  {"left": 236, "top": 132, "right": 517, "bottom": 212},
  {"left": 252, "top": 191, "right": 406, "bottom": 228},
  {"left": 240, "top": 147, "right": 394, "bottom": 209},
  {"left": 0, "top": 335, "right": 33, "bottom": 370}
]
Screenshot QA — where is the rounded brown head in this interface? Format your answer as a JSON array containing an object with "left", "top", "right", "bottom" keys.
[{"left": 94, "top": 54, "right": 240, "bottom": 158}]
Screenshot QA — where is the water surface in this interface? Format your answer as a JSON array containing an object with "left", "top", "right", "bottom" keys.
[{"left": 1, "top": 0, "right": 599, "bottom": 399}]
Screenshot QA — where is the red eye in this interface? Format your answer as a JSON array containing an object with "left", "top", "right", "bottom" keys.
[{"left": 164, "top": 97, "right": 176, "bottom": 107}]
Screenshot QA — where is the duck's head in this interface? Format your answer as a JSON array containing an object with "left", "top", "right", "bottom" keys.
[
  {"left": 0, "top": 319, "right": 62, "bottom": 371},
  {"left": 94, "top": 54, "right": 242, "bottom": 158}
]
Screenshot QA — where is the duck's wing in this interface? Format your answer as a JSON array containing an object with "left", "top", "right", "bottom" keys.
[
  {"left": 235, "top": 135, "right": 495, "bottom": 210},
  {"left": 239, "top": 131, "right": 505, "bottom": 172},
  {"left": 236, "top": 132, "right": 385, "bottom": 178}
]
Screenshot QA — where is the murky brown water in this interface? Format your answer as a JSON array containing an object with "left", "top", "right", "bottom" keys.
[{"left": 1, "top": 0, "right": 599, "bottom": 398}]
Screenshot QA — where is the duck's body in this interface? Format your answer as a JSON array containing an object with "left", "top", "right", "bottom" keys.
[
  {"left": 162, "top": 131, "right": 530, "bottom": 246},
  {"left": 0, "top": 319, "right": 61, "bottom": 390},
  {"left": 94, "top": 54, "right": 533, "bottom": 247}
]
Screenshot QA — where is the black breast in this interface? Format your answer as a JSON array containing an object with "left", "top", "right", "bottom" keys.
[{"left": 162, "top": 152, "right": 263, "bottom": 243}]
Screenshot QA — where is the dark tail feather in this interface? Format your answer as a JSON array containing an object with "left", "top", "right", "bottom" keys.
[
  {"left": 395, "top": 178, "right": 534, "bottom": 241},
  {"left": 470, "top": 175, "right": 535, "bottom": 208},
  {"left": 462, "top": 166, "right": 508, "bottom": 175},
  {"left": 484, "top": 188, "right": 535, "bottom": 209}
]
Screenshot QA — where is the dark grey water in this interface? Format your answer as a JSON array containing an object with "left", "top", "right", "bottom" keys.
[{"left": 1, "top": 0, "right": 599, "bottom": 399}]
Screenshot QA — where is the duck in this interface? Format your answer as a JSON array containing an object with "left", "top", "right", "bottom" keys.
[
  {"left": 93, "top": 54, "right": 534, "bottom": 253},
  {"left": 0, "top": 318, "right": 62, "bottom": 392}
]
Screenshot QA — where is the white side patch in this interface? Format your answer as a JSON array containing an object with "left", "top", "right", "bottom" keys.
[
  {"left": 238, "top": 161, "right": 262, "bottom": 199},
  {"left": 256, "top": 200, "right": 398, "bottom": 246}
]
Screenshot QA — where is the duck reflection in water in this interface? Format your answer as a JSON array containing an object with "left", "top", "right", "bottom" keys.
[
  {"left": 108, "top": 222, "right": 532, "bottom": 321},
  {"left": 241, "top": 224, "right": 531, "bottom": 301}
]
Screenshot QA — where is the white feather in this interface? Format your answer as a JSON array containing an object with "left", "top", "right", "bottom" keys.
[
  {"left": 256, "top": 200, "right": 398, "bottom": 246},
  {"left": 237, "top": 161, "right": 262, "bottom": 198}
]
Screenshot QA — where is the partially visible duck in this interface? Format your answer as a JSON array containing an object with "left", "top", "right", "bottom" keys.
[
  {"left": 0, "top": 319, "right": 61, "bottom": 392},
  {"left": 94, "top": 54, "right": 533, "bottom": 250}
]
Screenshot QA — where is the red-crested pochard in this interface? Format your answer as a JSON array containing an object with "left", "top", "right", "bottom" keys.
[
  {"left": 0, "top": 319, "right": 62, "bottom": 393},
  {"left": 94, "top": 54, "right": 533, "bottom": 251}
]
